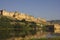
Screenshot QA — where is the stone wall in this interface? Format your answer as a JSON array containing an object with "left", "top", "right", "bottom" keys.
[
  {"left": 0, "top": 10, "right": 46, "bottom": 23},
  {"left": 54, "top": 24, "right": 60, "bottom": 33}
]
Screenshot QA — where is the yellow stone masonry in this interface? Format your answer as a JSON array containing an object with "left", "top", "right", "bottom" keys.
[
  {"left": 0, "top": 10, "right": 46, "bottom": 23},
  {"left": 54, "top": 24, "right": 60, "bottom": 33}
]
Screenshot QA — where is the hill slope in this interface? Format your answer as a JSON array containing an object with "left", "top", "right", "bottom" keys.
[{"left": 0, "top": 15, "right": 41, "bottom": 39}]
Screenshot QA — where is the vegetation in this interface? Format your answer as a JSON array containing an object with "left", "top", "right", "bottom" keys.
[
  {"left": 0, "top": 15, "right": 41, "bottom": 39},
  {"left": 30, "top": 37, "right": 60, "bottom": 40},
  {"left": 1, "top": 15, "right": 59, "bottom": 40}
]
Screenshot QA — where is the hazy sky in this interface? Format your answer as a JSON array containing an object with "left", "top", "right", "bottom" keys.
[{"left": 0, "top": 0, "right": 60, "bottom": 20}]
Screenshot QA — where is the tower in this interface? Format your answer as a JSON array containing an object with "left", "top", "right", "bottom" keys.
[{"left": 0, "top": 10, "right": 3, "bottom": 15}]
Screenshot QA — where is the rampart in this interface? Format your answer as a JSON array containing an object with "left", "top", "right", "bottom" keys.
[{"left": 0, "top": 10, "right": 46, "bottom": 23}]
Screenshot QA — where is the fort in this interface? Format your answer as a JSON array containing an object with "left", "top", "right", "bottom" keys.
[
  {"left": 0, "top": 9, "right": 46, "bottom": 23},
  {"left": 0, "top": 9, "right": 60, "bottom": 33},
  {"left": 0, "top": 9, "right": 60, "bottom": 37}
]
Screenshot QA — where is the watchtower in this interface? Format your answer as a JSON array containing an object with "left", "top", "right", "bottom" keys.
[{"left": 0, "top": 10, "right": 3, "bottom": 15}]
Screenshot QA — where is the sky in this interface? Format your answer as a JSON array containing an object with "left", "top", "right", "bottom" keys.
[{"left": 0, "top": 0, "right": 60, "bottom": 20}]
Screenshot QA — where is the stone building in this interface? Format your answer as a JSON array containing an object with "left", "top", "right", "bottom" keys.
[
  {"left": 54, "top": 24, "right": 60, "bottom": 33},
  {"left": 45, "top": 24, "right": 60, "bottom": 33},
  {"left": 0, "top": 9, "right": 46, "bottom": 23}
]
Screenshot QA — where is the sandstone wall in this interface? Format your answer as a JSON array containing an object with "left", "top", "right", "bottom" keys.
[
  {"left": 54, "top": 24, "right": 60, "bottom": 33},
  {"left": 1, "top": 10, "right": 46, "bottom": 23}
]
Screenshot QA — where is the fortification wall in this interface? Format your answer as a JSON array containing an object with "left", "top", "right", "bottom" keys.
[
  {"left": 54, "top": 24, "right": 60, "bottom": 33},
  {"left": 9, "top": 12, "right": 15, "bottom": 17},
  {"left": 1, "top": 10, "right": 46, "bottom": 23},
  {"left": 2, "top": 10, "right": 15, "bottom": 17},
  {"left": 3, "top": 10, "right": 10, "bottom": 16}
]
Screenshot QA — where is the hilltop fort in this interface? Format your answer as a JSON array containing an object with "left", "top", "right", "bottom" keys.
[
  {"left": 0, "top": 9, "right": 46, "bottom": 23},
  {"left": 0, "top": 9, "right": 59, "bottom": 33}
]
